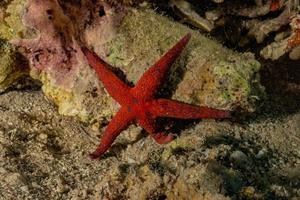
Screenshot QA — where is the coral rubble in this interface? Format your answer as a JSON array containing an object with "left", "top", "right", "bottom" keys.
[{"left": 169, "top": 0, "right": 300, "bottom": 60}]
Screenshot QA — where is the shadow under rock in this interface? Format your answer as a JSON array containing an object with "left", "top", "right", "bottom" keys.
[
  {"left": 240, "top": 56, "right": 300, "bottom": 123},
  {"left": 204, "top": 134, "right": 299, "bottom": 200},
  {"left": 261, "top": 57, "right": 300, "bottom": 111}
]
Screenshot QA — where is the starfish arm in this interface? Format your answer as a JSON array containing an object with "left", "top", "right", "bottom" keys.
[
  {"left": 81, "top": 47, "right": 132, "bottom": 105},
  {"left": 149, "top": 99, "right": 231, "bottom": 119},
  {"left": 132, "top": 33, "right": 191, "bottom": 100},
  {"left": 89, "top": 107, "right": 135, "bottom": 159},
  {"left": 137, "top": 116, "right": 173, "bottom": 144}
]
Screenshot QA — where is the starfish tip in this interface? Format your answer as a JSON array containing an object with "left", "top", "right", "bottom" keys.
[
  {"left": 89, "top": 153, "right": 101, "bottom": 160},
  {"left": 185, "top": 32, "right": 192, "bottom": 39},
  {"left": 153, "top": 133, "right": 174, "bottom": 144},
  {"left": 223, "top": 111, "right": 231, "bottom": 118},
  {"left": 227, "top": 112, "right": 231, "bottom": 118},
  {"left": 181, "top": 33, "right": 192, "bottom": 44},
  {"left": 81, "top": 46, "right": 89, "bottom": 55}
]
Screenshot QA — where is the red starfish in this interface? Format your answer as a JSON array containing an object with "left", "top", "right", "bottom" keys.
[
  {"left": 82, "top": 33, "right": 230, "bottom": 159},
  {"left": 270, "top": 0, "right": 281, "bottom": 12}
]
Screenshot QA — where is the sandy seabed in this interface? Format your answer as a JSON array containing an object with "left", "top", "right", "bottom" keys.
[{"left": 0, "top": 79, "right": 299, "bottom": 200}]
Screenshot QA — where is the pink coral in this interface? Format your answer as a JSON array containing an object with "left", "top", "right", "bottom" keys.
[{"left": 12, "top": 0, "right": 124, "bottom": 90}]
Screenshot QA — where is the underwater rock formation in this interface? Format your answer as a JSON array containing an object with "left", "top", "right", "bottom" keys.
[
  {"left": 0, "top": 39, "right": 28, "bottom": 93},
  {"left": 4, "top": 0, "right": 264, "bottom": 122},
  {"left": 0, "top": 0, "right": 30, "bottom": 92},
  {"left": 96, "top": 9, "right": 265, "bottom": 113},
  {"left": 12, "top": 0, "right": 125, "bottom": 121}
]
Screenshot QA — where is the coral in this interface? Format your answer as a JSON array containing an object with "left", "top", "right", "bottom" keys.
[
  {"left": 13, "top": 0, "right": 125, "bottom": 121},
  {"left": 168, "top": 0, "right": 300, "bottom": 60},
  {"left": 261, "top": 14, "right": 300, "bottom": 60},
  {"left": 233, "top": 0, "right": 299, "bottom": 60}
]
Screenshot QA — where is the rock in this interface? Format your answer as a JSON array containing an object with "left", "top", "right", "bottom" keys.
[
  {"left": 0, "top": 167, "right": 7, "bottom": 174},
  {"left": 0, "top": 1, "right": 34, "bottom": 92},
  {"left": 255, "top": 148, "right": 267, "bottom": 159},
  {"left": 125, "top": 165, "right": 163, "bottom": 200},
  {"left": 174, "top": 52, "right": 264, "bottom": 112},
  {"left": 240, "top": 186, "right": 256, "bottom": 199},
  {"left": 4, "top": 172, "right": 24, "bottom": 186},
  {"left": 20, "top": 185, "right": 29, "bottom": 193},
  {"left": 38, "top": 133, "right": 48, "bottom": 143},
  {"left": 4, "top": 0, "right": 264, "bottom": 124},
  {"left": 0, "top": 39, "right": 28, "bottom": 92},
  {"left": 0, "top": 0, "right": 28, "bottom": 40},
  {"left": 289, "top": 45, "right": 300, "bottom": 60},
  {"left": 12, "top": 0, "right": 124, "bottom": 122},
  {"left": 229, "top": 150, "right": 248, "bottom": 167},
  {"left": 167, "top": 165, "right": 230, "bottom": 200}
]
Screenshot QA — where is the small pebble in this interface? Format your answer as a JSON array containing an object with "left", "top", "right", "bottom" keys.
[
  {"left": 0, "top": 9, "right": 5, "bottom": 20},
  {"left": 289, "top": 45, "right": 300, "bottom": 60},
  {"left": 256, "top": 149, "right": 267, "bottom": 159},
  {"left": 0, "top": 167, "right": 7, "bottom": 174},
  {"left": 5, "top": 173, "right": 23, "bottom": 185},
  {"left": 20, "top": 185, "right": 29, "bottom": 193},
  {"left": 38, "top": 133, "right": 48, "bottom": 140},
  {"left": 230, "top": 150, "right": 248, "bottom": 167}
]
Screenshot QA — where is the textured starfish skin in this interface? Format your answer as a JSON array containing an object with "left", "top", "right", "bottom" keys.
[{"left": 81, "top": 33, "right": 230, "bottom": 159}]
